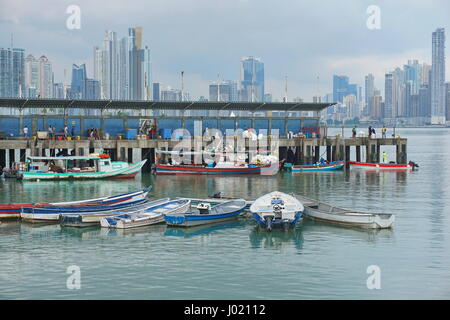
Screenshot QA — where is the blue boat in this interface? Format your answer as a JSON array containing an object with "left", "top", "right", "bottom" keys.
[
  {"left": 250, "top": 191, "right": 304, "bottom": 231},
  {"left": 164, "top": 199, "right": 247, "bottom": 227},
  {"left": 291, "top": 160, "right": 344, "bottom": 172}
]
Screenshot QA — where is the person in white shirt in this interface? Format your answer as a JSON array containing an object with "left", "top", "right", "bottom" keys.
[{"left": 23, "top": 126, "right": 29, "bottom": 138}]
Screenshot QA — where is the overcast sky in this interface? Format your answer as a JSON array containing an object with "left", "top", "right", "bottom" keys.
[{"left": 1, "top": 0, "right": 449, "bottom": 100}]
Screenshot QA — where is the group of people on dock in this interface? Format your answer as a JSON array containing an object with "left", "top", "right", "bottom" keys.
[{"left": 351, "top": 125, "right": 388, "bottom": 139}]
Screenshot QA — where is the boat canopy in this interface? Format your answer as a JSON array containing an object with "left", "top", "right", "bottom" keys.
[{"left": 26, "top": 156, "right": 102, "bottom": 161}]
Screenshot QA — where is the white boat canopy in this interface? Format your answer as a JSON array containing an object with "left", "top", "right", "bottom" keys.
[{"left": 26, "top": 156, "right": 102, "bottom": 161}]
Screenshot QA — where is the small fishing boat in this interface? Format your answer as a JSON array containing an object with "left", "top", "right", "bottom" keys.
[
  {"left": 155, "top": 161, "right": 280, "bottom": 175},
  {"left": 20, "top": 189, "right": 150, "bottom": 222},
  {"left": 294, "top": 194, "right": 395, "bottom": 229},
  {"left": 348, "top": 161, "right": 418, "bottom": 170},
  {"left": 164, "top": 199, "right": 247, "bottom": 227},
  {"left": 100, "top": 199, "right": 191, "bottom": 229},
  {"left": 250, "top": 191, "right": 304, "bottom": 231},
  {"left": 292, "top": 161, "right": 344, "bottom": 172},
  {"left": 19, "top": 155, "right": 146, "bottom": 181}
]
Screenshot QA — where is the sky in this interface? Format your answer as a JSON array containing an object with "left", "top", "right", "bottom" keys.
[{"left": 1, "top": 0, "right": 449, "bottom": 101}]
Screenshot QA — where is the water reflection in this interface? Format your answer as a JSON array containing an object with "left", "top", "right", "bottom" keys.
[
  {"left": 100, "top": 224, "right": 167, "bottom": 237},
  {"left": 249, "top": 226, "right": 304, "bottom": 250},
  {"left": 164, "top": 220, "right": 244, "bottom": 238}
]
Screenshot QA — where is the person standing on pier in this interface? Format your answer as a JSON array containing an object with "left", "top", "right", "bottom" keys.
[
  {"left": 381, "top": 126, "right": 387, "bottom": 138},
  {"left": 64, "top": 125, "right": 69, "bottom": 139},
  {"left": 352, "top": 126, "right": 357, "bottom": 138},
  {"left": 368, "top": 126, "right": 372, "bottom": 138},
  {"left": 23, "top": 126, "right": 28, "bottom": 138},
  {"left": 382, "top": 151, "right": 387, "bottom": 163}
]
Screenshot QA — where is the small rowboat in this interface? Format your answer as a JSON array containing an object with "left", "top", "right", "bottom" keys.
[
  {"left": 0, "top": 188, "right": 151, "bottom": 219},
  {"left": 348, "top": 161, "right": 418, "bottom": 170},
  {"left": 294, "top": 194, "right": 395, "bottom": 229},
  {"left": 20, "top": 189, "right": 150, "bottom": 223},
  {"left": 250, "top": 191, "right": 304, "bottom": 231},
  {"left": 60, "top": 199, "right": 159, "bottom": 227},
  {"left": 164, "top": 199, "right": 247, "bottom": 227},
  {"left": 292, "top": 161, "right": 344, "bottom": 172},
  {"left": 100, "top": 199, "right": 191, "bottom": 229}
]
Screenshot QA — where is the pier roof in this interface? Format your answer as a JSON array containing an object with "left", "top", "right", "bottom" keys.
[{"left": 0, "top": 98, "right": 334, "bottom": 112}]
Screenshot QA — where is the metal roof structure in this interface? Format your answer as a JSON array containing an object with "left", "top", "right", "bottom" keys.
[{"left": 0, "top": 98, "right": 334, "bottom": 112}]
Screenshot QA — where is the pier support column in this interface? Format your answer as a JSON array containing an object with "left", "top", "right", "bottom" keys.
[
  {"left": 14, "top": 149, "right": 20, "bottom": 163},
  {"left": 396, "top": 142, "right": 407, "bottom": 164},
  {"left": 326, "top": 145, "right": 332, "bottom": 162},
  {"left": 132, "top": 148, "right": 142, "bottom": 164},
  {"left": 314, "top": 146, "right": 320, "bottom": 163},
  {"left": 356, "top": 146, "right": 361, "bottom": 162},
  {"left": 5, "top": 150, "right": 10, "bottom": 169},
  {"left": 345, "top": 145, "right": 350, "bottom": 168}
]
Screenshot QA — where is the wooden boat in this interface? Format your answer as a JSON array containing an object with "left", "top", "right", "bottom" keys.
[
  {"left": 19, "top": 155, "right": 146, "bottom": 180},
  {"left": 292, "top": 161, "right": 344, "bottom": 172},
  {"left": 164, "top": 199, "right": 247, "bottom": 227},
  {"left": 100, "top": 199, "right": 191, "bottom": 229},
  {"left": 155, "top": 161, "right": 280, "bottom": 175},
  {"left": 20, "top": 189, "right": 150, "bottom": 222},
  {"left": 348, "top": 161, "right": 418, "bottom": 170},
  {"left": 60, "top": 199, "right": 163, "bottom": 227},
  {"left": 294, "top": 194, "right": 395, "bottom": 229},
  {"left": 250, "top": 191, "right": 304, "bottom": 231}
]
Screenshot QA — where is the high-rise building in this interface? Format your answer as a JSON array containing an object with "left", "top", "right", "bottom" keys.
[
  {"left": 418, "top": 84, "right": 431, "bottom": 118},
  {"left": 384, "top": 73, "right": 394, "bottom": 119},
  {"left": 24, "top": 54, "right": 39, "bottom": 97},
  {"left": 141, "top": 46, "right": 152, "bottom": 100},
  {"left": 446, "top": 82, "right": 450, "bottom": 124},
  {"left": 53, "top": 82, "right": 64, "bottom": 99},
  {"left": 240, "top": 56, "right": 264, "bottom": 102},
  {"left": 38, "top": 55, "right": 53, "bottom": 98},
  {"left": 333, "top": 75, "right": 357, "bottom": 104},
  {"left": 209, "top": 80, "right": 238, "bottom": 102},
  {"left": 82, "top": 79, "right": 101, "bottom": 99},
  {"left": 365, "top": 74, "right": 375, "bottom": 116},
  {"left": 153, "top": 82, "right": 160, "bottom": 101},
  {"left": 372, "top": 90, "right": 383, "bottom": 119},
  {"left": 70, "top": 64, "right": 86, "bottom": 99},
  {"left": 161, "top": 87, "right": 182, "bottom": 101},
  {"left": 118, "top": 37, "right": 129, "bottom": 100},
  {"left": 0, "top": 47, "right": 25, "bottom": 98},
  {"left": 102, "top": 30, "right": 119, "bottom": 99},
  {"left": 431, "top": 28, "right": 446, "bottom": 124},
  {"left": 264, "top": 93, "right": 273, "bottom": 103},
  {"left": 128, "top": 27, "right": 152, "bottom": 100}
]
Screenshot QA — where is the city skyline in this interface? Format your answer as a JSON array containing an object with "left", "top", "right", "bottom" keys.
[{"left": 1, "top": 0, "right": 450, "bottom": 101}]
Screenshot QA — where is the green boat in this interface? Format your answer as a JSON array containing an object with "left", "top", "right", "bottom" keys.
[{"left": 18, "top": 155, "right": 147, "bottom": 181}]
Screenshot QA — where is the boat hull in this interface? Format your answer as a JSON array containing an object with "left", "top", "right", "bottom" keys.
[
  {"left": 348, "top": 161, "right": 412, "bottom": 170},
  {"left": 156, "top": 162, "right": 279, "bottom": 175},
  {"left": 21, "top": 160, "right": 147, "bottom": 180},
  {"left": 292, "top": 161, "right": 344, "bottom": 172},
  {"left": 252, "top": 212, "right": 303, "bottom": 231}
]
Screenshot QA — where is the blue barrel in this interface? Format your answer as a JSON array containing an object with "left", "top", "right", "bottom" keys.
[{"left": 126, "top": 129, "right": 138, "bottom": 140}]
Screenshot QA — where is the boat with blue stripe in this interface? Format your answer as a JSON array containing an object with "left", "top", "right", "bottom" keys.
[
  {"left": 164, "top": 199, "right": 247, "bottom": 227},
  {"left": 291, "top": 160, "right": 344, "bottom": 172}
]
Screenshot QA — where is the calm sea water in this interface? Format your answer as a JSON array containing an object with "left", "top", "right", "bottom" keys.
[{"left": 0, "top": 128, "right": 449, "bottom": 299}]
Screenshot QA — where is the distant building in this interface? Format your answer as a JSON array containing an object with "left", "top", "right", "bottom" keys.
[
  {"left": 153, "top": 82, "right": 160, "bottom": 101},
  {"left": 431, "top": 28, "right": 446, "bottom": 124},
  {"left": 37, "top": 55, "right": 53, "bottom": 98},
  {"left": 0, "top": 47, "right": 25, "bottom": 98},
  {"left": 82, "top": 79, "right": 101, "bottom": 99},
  {"left": 446, "top": 82, "right": 450, "bottom": 124},
  {"left": 70, "top": 64, "right": 87, "bottom": 99},
  {"left": 240, "top": 56, "right": 264, "bottom": 102},
  {"left": 264, "top": 93, "right": 273, "bottom": 103},
  {"left": 24, "top": 54, "right": 39, "bottom": 97},
  {"left": 365, "top": 74, "right": 375, "bottom": 116},
  {"left": 53, "top": 82, "right": 64, "bottom": 99},
  {"left": 161, "top": 88, "right": 182, "bottom": 101},
  {"left": 209, "top": 80, "right": 238, "bottom": 102},
  {"left": 333, "top": 75, "right": 357, "bottom": 104}
]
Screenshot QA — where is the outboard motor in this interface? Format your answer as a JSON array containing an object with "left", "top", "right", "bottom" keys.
[
  {"left": 197, "top": 203, "right": 211, "bottom": 215},
  {"left": 271, "top": 199, "right": 285, "bottom": 220},
  {"left": 408, "top": 161, "right": 419, "bottom": 170}
]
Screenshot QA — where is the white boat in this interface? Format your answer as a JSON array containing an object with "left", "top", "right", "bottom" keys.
[
  {"left": 250, "top": 191, "right": 304, "bottom": 231},
  {"left": 100, "top": 199, "right": 191, "bottom": 229},
  {"left": 294, "top": 194, "right": 395, "bottom": 229}
]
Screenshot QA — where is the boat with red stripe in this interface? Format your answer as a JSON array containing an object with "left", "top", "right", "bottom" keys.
[{"left": 348, "top": 161, "right": 419, "bottom": 170}]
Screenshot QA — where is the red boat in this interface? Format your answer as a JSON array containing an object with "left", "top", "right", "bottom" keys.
[
  {"left": 0, "top": 203, "right": 49, "bottom": 219},
  {"left": 348, "top": 161, "right": 418, "bottom": 170},
  {"left": 155, "top": 161, "right": 280, "bottom": 175}
]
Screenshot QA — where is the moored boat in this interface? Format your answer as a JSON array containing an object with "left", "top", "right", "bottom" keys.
[
  {"left": 250, "top": 191, "right": 304, "bottom": 231},
  {"left": 19, "top": 155, "right": 146, "bottom": 180},
  {"left": 292, "top": 161, "right": 344, "bottom": 172},
  {"left": 348, "top": 161, "right": 418, "bottom": 170},
  {"left": 164, "top": 199, "right": 246, "bottom": 227},
  {"left": 100, "top": 199, "right": 191, "bottom": 229},
  {"left": 155, "top": 161, "right": 280, "bottom": 175},
  {"left": 294, "top": 194, "right": 395, "bottom": 229},
  {"left": 20, "top": 189, "right": 150, "bottom": 223}
]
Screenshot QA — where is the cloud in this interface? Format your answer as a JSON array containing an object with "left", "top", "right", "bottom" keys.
[{"left": 0, "top": 0, "right": 449, "bottom": 100}]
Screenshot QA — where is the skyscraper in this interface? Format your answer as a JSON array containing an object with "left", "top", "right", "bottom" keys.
[
  {"left": 24, "top": 54, "right": 39, "bottom": 98},
  {"left": 431, "top": 28, "right": 446, "bottom": 124},
  {"left": 209, "top": 80, "right": 238, "bottom": 102},
  {"left": 102, "top": 30, "right": 119, "bottom": 99},
  {"left": 240, "top": 56, "right": 264, "bottom": 102},
  {"left": 38, "top": 55, "right": 53, "bottom": 98},
  {"left": 332, "top": 75, "right": 357, "bottom": 104},
  {"left": 153, "top": 82, "right": 160, "bottom": 101},
  {"left": 365, "top": 73, "right": 375, "bottom": 116},
  {"left": 0, "top": 47, "right": 25, "bottom": 98},
  {"left": 384, "top": 73, "right": 394, "bottom": 119},
  {"left": 70, "top": 64, "right": 86, "bottom": 99}
]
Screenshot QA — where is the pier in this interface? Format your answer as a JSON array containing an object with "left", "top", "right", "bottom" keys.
[{"left": 0, "top": 98, "right": 408, "bottom": 171}]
